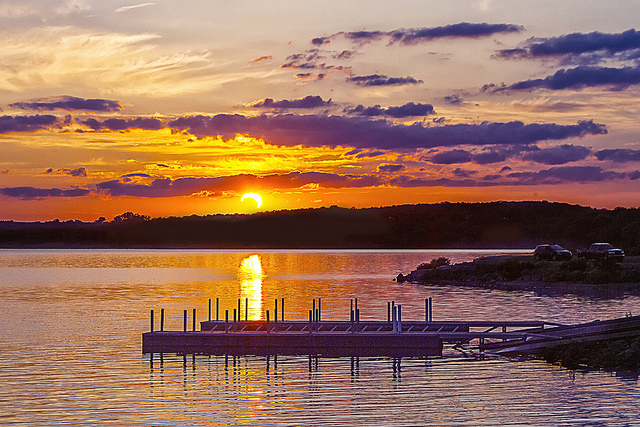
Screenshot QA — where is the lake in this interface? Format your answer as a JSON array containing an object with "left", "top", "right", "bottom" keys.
[{"left": 1, "top": 249, "right": 639, "bottom": 426}]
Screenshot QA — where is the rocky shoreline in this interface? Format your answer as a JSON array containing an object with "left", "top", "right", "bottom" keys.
[{"left": 396, "top": 254, "right": 640, "bottom": 293}]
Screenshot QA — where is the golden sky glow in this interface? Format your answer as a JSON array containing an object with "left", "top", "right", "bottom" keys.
[{"left": 1, "top": 1, "right": 640, "bottom": 221}]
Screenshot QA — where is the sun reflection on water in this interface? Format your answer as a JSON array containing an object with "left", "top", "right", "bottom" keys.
[{"left": 238, "top": 254, "right": 264, "bottom": 320}]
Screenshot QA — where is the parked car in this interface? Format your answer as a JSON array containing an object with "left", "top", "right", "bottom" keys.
[
  {"left": 577, "top": 243, "right": 625, "bottom": 262},
  {"left": 533, "top": 244, "right": 572, "bottom": 261}
]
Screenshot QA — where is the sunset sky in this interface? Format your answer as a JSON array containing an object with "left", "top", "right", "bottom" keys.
[{"left": 2, "top": 0, "right": 640, "bottom": 221}]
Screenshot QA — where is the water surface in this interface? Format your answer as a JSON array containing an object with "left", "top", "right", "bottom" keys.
[{"left": 1, "top": 249, "right": 638, "bottom": 426}]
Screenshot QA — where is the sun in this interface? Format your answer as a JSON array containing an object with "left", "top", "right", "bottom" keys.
[{"left": 241, "top": 192, "right": 263, "bottom": 208}]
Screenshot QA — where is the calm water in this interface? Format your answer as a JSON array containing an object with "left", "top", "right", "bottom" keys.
[{"left": 1, "top": 249, "right": 639, "bottom": 426}]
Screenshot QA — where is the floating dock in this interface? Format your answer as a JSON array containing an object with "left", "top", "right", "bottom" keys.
[{"left": 142, "top": 297, "right": 635, "bottom": 358}]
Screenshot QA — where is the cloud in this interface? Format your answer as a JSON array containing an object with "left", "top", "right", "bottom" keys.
[
  {"left": 389, "top": 23, "right": 523, "bottom": 45},
  {"left": 472, "top": 149, "right": 509, "bottom": 164},
  {"left": 521, "top": 144, "right": 591, "bottom": 165},
  {"left": 250, "top": 95, "right": 331, "bottom": 109},
  {"left": 443, "top": 94, "right": 464, "bottom": 105},
  {"left": 452, "top": 168, "right": 477, "bottom": 178},
  {"left": 169, "top": 114, "right": 607, "bottom": 151},
  {"left": 502, "top": 65, "right": 640, "bottom": 91},
  {"left": 251, "top": 55, "right": 273, "bottom": 63},
  {"left": 97, "top": 172, "right": 383, "bottom": 197},
  {"left": 80, "top": 117, "right": 163, "bottom": 131},
  {"left": 345, "top": 102, "right": 435, "bottom": 118},
  {"left": 0, "top": 186, "right": 90, "bottom": 200},
  {"left": 497, "top": 29, "right": 640, "bottom": 62},
  {"left": 346, "top": 74, "right": 423, "bottom": 86},
  {"left": 507, "top": 165, "right": 626, "bottom": 184},
  {"left": 47, "top": 167, "right": 88, "bottom": 177},
  {"left": 316, "top": 23, "right": 523, "bottom": 46},
  {"left": 0, "top": 115, "right": 58, "bottom": 134},
  {"left": 429, "top": 149, "right": 473, "bottom": 164},
  {"left": 115, "top": 3, "right": 156, "bottom": 13},
  {"left": 294, "top": 72, "right": 326, "bottom": 81},
  {"left": 377, "top": 164, "right": 406, "bottom": 173},
  {"left": 594, "top": 148, "right": 640, "bottom": 162},
  {"left": 10, "top": 96, "right": 122, "bottom": 112}
]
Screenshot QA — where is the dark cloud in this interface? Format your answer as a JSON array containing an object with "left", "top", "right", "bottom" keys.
[
  {"left": 389, "top": 23, "right": 523, "bottom": 45},
  {"left": 629, "top": 170, "right": 640, "bottom": 180},
  {"left": 472, "top": 150, "right": 509, "bottom": 164},
  {"left": 355, "top": 150, "right": 386, "bottom": 158},
  {"left": 311, "top": 37, "right": 332, "bottom": 46},
  {"left": 346, "top": 74, "right": 423, "bottom": 86},
  {"left": 497, "top": 29, "right": 640, "bottom": 61},
  {"left": 429, "top": 149, "right": 473, "bottom": 164},
  {"left": 594, "top": 148, "right": 640, "bottom": 162},
  {"left": 0, "top": 186, "right": 90, "bottom": 200},
  {"left": 335, "top": 50, "right": 356, "bottom": 59},
  {"left": 345, "top": 102, "right": 435, "bottom": 118},
  {"left": 80, "top": 117, "right": 164, "bottom": 131},
  {"left": 250, "top": 95, "right": 331, "bottom": 109},
  {"left": 443, "top": 94, "right": 464, "bottom": 105},
  {"left": 390, "top": 176, "right": 495, "bottom": 188},
  {"left": 317, "top": 23, "right": 523, "bottom": 46},
  {"left": 377, "top": 164, "right": 406, "bottom": 173},
  {"left": 507, "top": 165, "right": 625, "bottom": 184},
  {"left": 500, "top": 166, "right": 512, "bottom": 173},
  {"left": 452, "top": 168, "right": 477, "bottom": 178},
  {"left": 503, "top": 65, "right": 640, "bottom": 91},
  {"left": 10, "top": 96, "right": 122, "bottom": 112},
  {"left": 0, "top": 115, "right": 58, "bottom": 134},
  {"left": 521, "top": 144, "right": 591, "bottom": 165},
  {"left": 168, "top": 114, "right": 607, "bottom": 151},
  {"left": 97, "top": 172, "right": 383, "bottom": 198}
]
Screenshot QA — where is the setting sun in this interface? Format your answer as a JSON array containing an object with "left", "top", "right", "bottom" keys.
[{"left": 241, "top": 192, "right": 263, "bottom": 208}]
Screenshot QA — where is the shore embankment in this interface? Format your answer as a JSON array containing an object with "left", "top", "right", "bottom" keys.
[{"left": 397, "top": 254, "right": 640, "bottom": 295}]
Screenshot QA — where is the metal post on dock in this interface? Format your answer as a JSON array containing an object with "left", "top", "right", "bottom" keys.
[
  {"left": 192, "top": 308, "right": 196, "bottom": 331},
  {"left": 275, "top": 299, "right": 278, "bottom": 323},
  {"left": 216, "top": 298, "right": 219, "bottom": 321},
  {"left": 266, "top": 310, "right": 270, "bottom": 334},
  {"left": 183, "top": 310, "right": 187, "bottom": 332},
  {"left": 312, "top": 299, "right": 316, "bottom": 322},
  {"left": 429, "top": 297, "right": 433, "bottom": 322},
  {"left": 281, "top": 297, "right": 284, "bottom": 321},
  {"left": 318, "top": 297, "right": 322, "bottom": 322},
  {"left": 225, "top": 310, "right": 229, "bottom": 333},
  {"left": 150, "top": 309, "right": 154, "bottom": 332},
  {"left": 398, "top": 304, "right": 402, "bottom": 333},
  {"left": 245, "top": 298, "right": 248, "bottom": 321},
  {"left": 425, "top": 298, "right": 429, "bottom": 322},
  {"left": 392, "top": 305, "right": 397, "bottom": 333},
  {"left": 160, "top": 308, "right": 164, "bottom": 332},
  {"left": 209, "top": 298, "right": 212, "bottom": 321},
  {"left": 237, "top": 299, "right": 241, "bottom": 321}
]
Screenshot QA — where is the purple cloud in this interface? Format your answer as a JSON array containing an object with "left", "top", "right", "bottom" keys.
[
  {"left": 10, "top": 96, "right": 122, "bottom": 112},
  {"left": 507, "top": 165, "right": 625, "bottom": 184},
  {"left": 594, "top": 148, "right": 640, "bottom": 162},
  {"left": 80, "top": 117, "right": 164, "bottom": 131},
  {"left": 443, "top": 94, "right": 464, "bottom": 105},
  {"left": 97, "top": 172, "right": 383, "bottom": 198},
  {"left": 521, "top": 144, "right": 591, "bottom": 165},
  {"left": 346, "top": 74, "right": 423, "bottom": 86},
  {"left": 0, "top": 115, "right": 58, "bottom": 134},
  {"left": 0, "top": 186, "right": 90, "bottom": 200},
  {"left": 250, "top": 96, "right": 331, "bottom": 109},
  {"left": 390, "top": 23, "right": 523, "bottom": 45},
  {"left": 316, "top": 23, "right": 523, "bottom": 46},
  {"left": 497, "top": 29, "right": 640, "bottom": 60},
  {"left": 169, "top": 114, "right": 607, "bottom": 151},
  {"left": 503, "top": 65, "right": 640, "bottom": 91},
  {"left": 430, "top": 149, "right": 473, "bottom": 164},
  {"left": 345, "top": 102, "right": 435, "bottom": 118},
  {"left": 377, "top": 164, "right": 406, "bottom": 173}
]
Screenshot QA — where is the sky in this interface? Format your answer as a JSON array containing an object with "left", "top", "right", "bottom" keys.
[{"left": 1, "top": 0, "right": 640, "bottom": 221}]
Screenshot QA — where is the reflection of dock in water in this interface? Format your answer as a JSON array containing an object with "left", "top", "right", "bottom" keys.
[{"left": 142, "top": 297, "right": 640, "bottom": 358}]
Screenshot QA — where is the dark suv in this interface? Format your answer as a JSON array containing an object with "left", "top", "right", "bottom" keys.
[{"left": 533, "top": 244, "right": 572, "bottom": 261}]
